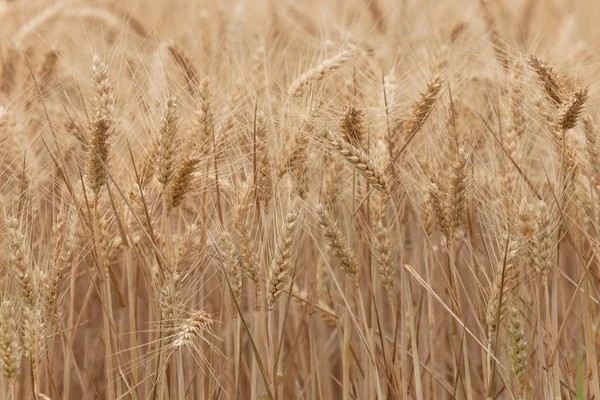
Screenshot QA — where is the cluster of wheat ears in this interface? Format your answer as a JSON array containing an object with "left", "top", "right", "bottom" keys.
[{"left": 0, "top": 0, "right": 599, "bottom": 399}]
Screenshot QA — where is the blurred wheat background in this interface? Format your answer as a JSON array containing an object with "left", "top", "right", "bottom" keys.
[{"left": 0, "top": 0, "right": 600, "bottom": 398}]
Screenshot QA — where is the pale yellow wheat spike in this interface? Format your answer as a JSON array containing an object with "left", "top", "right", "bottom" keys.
[
  {"left": 288, "top": 47, "right": 357, "bottom": 97},
  {"left": 156, "top": 96, "right": 179, "bottom": 187},
  {"left": 326, "top": 131, "right": 388, "bottom": 192},
  {"left": 315, "top": 203, "right": 359, "bottom": 278},
  {"left": 0, "top": 300, "right": 20, "bottom": 383},
  {"left": 405, "top": 74, "right": 443, "bottom": 136},
  {"left": 267, "top": 210, "right": 300, "bottom": 309},
  {"left": 507, "top": 306, "right": 528, "bottom": 396},
  {"left": 87, "top": 56, "right": 115, "bottom": 197}
]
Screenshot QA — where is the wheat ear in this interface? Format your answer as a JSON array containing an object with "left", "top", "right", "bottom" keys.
[
  {"left": 405, "top": 74, "right": 443, "bottom": 136},
  {"left": 166, "top": 150, "right": 200, "bottom": 210},
  {"left": 315, "top": 203, "right": 359, "bottom": 278},
  {"left": 156, "top": 96, "right": 179, "bottom": 187},
  {"left": 507, "top": 306, "right": 528, "bottom": 396},
  {"left": 557, "top": 88, "right": 588, "bottom": 131},
  {"left": 326, "top": 131, "right": 388, "bottom": 192},
  {"left": 6, "top": 217, "right": 35, "bottom": 306},
  {"left": 288, "top": 48, "right": 357, "bottom": 97},
  {"left": 267, "top": 210, "right": 300, "bottom": 309},
  {"left": 0, "top": 300, "right": 20, "bottom": 383},
  {"left": 87, "top": 56, "right": 115, "bottom": 197},
  {"left": 339, "top": 105, "right": 366, "bottom": 149},
  {"left": 528, "top": 55, "right": 563, "bottom": 106}
]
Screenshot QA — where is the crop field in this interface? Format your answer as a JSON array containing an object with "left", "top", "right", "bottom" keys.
[{"left": 0, "top": 0, "right": 599, "bottom": 398}]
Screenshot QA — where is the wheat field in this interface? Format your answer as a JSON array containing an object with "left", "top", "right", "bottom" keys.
[{"left": 0, "top": 0, "right": 599, "bottom": 399}]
